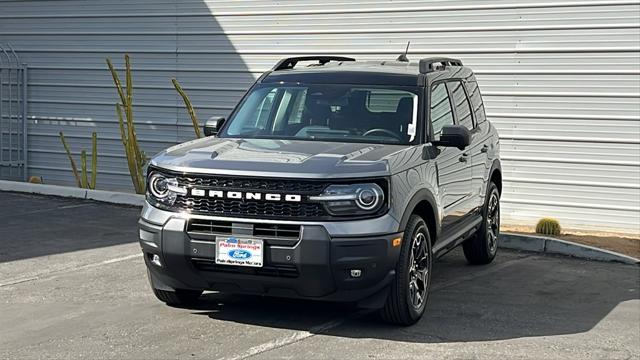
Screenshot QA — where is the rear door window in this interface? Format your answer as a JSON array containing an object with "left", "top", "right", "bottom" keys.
[{"left": 448, "top": 81, "right": 474, "bottom": 130}]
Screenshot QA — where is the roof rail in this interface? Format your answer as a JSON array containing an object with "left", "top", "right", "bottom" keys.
[
  {"left": 418, "top": 57, "right": 463, "bottom": 74},
  {"left": 272, "top": 56, "right": 356, "bottom": 71}
]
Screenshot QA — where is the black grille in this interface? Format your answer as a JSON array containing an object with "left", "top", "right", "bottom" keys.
[
  {"left": 172, "top": 174, "right": 330, "bottom": 219},
  {"left": 176, "top": 175, "right": 328, "bottom": 194},
  {"left": 176, "top": 197, "right": 325, "bottom": 219}
]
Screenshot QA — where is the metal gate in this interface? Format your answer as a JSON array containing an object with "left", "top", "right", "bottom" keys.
[{"left": 0, "top": 44, "right": 27, "bottom": 181}]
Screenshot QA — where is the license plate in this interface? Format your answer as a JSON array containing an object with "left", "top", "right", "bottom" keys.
[{"left": 215, "top": 237, "right": 263, "bottom": 267}]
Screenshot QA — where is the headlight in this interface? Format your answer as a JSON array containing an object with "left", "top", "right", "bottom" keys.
[
  {"left": 147, "top": 172, "right": 186, "bottom": 206},
  {"left": 310, "top": 183, "right": 386, "bottom": 216}
]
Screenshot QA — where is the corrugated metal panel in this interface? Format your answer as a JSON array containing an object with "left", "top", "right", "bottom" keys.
[{"left": 0, "top": 0, "right": 638, "bottom": 234}]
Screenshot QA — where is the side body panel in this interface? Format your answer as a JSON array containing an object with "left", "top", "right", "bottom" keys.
[
  {"left": 464, "top": 74, "right": 500, "bottom": 208},
  {"left": 419, "top": 67, "right": 497, "bottom": 251},
  {"left": 425, "top": 67, "right": 476, "bottom": 243}
]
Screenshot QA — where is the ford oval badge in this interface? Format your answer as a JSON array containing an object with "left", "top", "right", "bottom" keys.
[{"left": 228, "top": 249, "right": 252, "bottom": 260}]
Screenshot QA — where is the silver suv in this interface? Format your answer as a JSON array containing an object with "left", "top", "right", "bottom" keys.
[{"left": 139, "top": 56, "right": 502, "bottom": 325}]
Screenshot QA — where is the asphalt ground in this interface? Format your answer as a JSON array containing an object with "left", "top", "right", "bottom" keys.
[{"left": 1, "top": 191, "right": 638, "bottom": 359}]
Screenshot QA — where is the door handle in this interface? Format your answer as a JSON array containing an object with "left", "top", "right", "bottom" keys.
[
  {"left": 459, "top": 153, "right": 468, "bottom": 162},
  {"left": 480, "top": 144, "right": 489, "bottom": 153}
]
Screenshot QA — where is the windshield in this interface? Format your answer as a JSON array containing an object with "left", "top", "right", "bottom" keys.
[{"left": 219, "top": 84, "right": 421, "bottom": 145}]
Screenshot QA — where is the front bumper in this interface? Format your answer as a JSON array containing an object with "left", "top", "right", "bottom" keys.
[{"left": 139, "top": 202, "right": 402, "bottom": 302}]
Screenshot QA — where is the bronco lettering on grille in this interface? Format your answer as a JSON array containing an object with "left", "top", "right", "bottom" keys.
[{"left": 190, "top": 189, "right": 302, "bottom": 202}]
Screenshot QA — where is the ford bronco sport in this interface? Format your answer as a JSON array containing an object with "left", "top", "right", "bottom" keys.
[{"left": 139, "top": 55, "right": 502, "bottom": 325}]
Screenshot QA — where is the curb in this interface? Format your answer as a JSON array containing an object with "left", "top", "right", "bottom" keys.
[
  {"left": 0, "top": 180, "right": 144, "bottom": 207},
  {"left": 499, "top": 232, "right": 640, "bottom": 265}
]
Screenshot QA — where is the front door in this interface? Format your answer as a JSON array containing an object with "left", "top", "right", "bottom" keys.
[{"left": 429, "top": 83, "right": 474, "bottom": 233}]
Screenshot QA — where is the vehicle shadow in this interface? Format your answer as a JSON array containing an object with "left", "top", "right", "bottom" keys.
[
  {"left": 0, "top": 192, "right": 140, "bottom": 263},
  {"left": 190, "top": 249, "right": 639, "bottom": 343}
]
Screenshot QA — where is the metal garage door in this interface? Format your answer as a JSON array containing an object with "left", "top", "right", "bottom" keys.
[{"left": 0, "top": 0, "right": 638, "bottom": 234}]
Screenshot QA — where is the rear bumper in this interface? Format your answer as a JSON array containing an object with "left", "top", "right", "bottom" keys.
[{"left": 139, "top": 203, "right": 402, "bottom": 302}]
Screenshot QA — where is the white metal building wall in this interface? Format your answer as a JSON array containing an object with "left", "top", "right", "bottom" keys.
[{"left": 0, "top": 0, "right": 638, "bottom": 234}]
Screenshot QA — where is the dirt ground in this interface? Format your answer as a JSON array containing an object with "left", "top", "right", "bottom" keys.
[{"left": 502, "top": 225, "right": 640, "bottom": 259}]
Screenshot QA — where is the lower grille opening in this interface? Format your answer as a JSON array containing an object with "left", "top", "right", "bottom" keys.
[
  {"left": 254, "top": 223, "right": 300, "bottom": 242},
  {"left": 192, "top": 259, "right": 299, "bottom": 278},
  {"left": 188, "top": 220, "right": 232, "bottom": 235},
  {"left": 187, "top": 219, "right": 301, "bottom": 247}
]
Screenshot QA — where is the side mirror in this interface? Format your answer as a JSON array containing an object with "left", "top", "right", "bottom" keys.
[
  {"left": 432, "top": 125, "right": 470, "bottom": 150},
  {"left": 204, "top": 116, "right": 225, "bottom": 137}
]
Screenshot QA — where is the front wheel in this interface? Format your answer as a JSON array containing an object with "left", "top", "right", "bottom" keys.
[
  {"left": 463, "top": 182, "right": 500, "bottom": 265},
  {"left": 380, "top": 214, "right": 433, "bottom": 326}
]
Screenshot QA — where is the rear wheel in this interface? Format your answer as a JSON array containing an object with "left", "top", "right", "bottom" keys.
[
  {"left": 147, "top": 270, "right": 203, "bottom": 306},
  {"left": 463, "top": 182, "right": 500, "bottom": 265},
  {"left": 380, "top": 214, "right": 433, "bottom": 326}
]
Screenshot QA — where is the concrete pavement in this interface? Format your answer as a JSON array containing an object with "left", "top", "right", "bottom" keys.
[{"left": 1, "top": 192, "right": 638, "bottom": 359}]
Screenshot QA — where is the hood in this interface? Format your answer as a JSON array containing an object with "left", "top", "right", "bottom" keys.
[{"left": 150, "top": 137, "right": 422, "bottom": 179}]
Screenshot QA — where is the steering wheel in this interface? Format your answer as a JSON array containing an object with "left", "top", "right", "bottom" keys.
[{"left": 362, "top": 128, "right": 403, "bottom": 142}]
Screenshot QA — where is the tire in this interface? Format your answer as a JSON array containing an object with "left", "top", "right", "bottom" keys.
[
  {"left": 463, "top": 182, "right": 500, "bottom": 265},
  {"left": 380, "top": 214, "right": 433, "bottom": 326},
  {"left": 147, "top": 270, "right": 203, "bottom": 307}
]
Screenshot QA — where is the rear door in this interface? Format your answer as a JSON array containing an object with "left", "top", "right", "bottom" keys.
[
  {"left": 464, "top": 79, "right": 495, "bottom": 209},
  {"left": 429, "top": 82, "right": 474, "bottom": 231}
]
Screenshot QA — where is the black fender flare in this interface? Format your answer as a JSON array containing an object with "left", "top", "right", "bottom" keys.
[
  {"left": 488, "top": 158, "right": 502, "bottom": 193},
  {"left": 398, "top": 189, "right": 441, "bottom": 240}
]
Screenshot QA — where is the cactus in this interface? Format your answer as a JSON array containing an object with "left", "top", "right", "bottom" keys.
[
  {"left": 106, "top": 54, "right": 146, "bottom": 194},
  {"left": 59, "top": 132, "right": 82, "bottom": 187},
  {"left": 59, "top": 131, "right": 98, "bottom": 189},
  {"left": 90, "top": 132, "right": 97, "bottom": 189},
  {"left": 81, "top": 150, "right": 88, "bottom": 189},
  {"left": 535, "top": 218, "right": 562, "bottom": 236},
  {"left": 28, "top": 176, "right": 43, "bottom": 184},
  {"left": 172, "top": 78, "right": 202, "bottom": 138}
]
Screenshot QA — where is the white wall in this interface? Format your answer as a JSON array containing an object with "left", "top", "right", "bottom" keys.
[{"left": 0, "top": 0, "right": 638, "bottom": 234}]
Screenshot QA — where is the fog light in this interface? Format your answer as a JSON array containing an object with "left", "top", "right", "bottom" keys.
[
  {"left": 151, "top": 254, "right": 162, "bottom": 267},
  {"left": 350, "top": 269, "right": 362, "bottom": 278}
]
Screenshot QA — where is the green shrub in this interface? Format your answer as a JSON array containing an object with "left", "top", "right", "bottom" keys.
[{"left": 535, "top": 218, "right": 561, "bottom": 236}]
